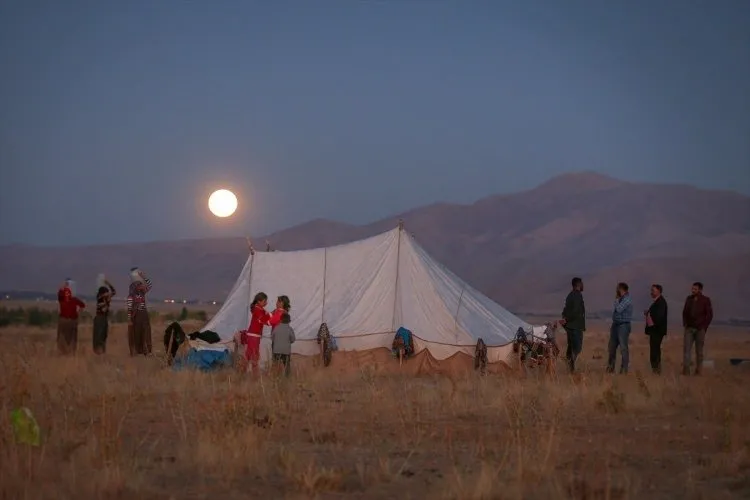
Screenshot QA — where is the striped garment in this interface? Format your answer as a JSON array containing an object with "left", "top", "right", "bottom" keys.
[
  {"left": 96, "top": 284, "right": 116, "bottom": 316},
  {"left": 126, "top": 274, "right": 152, "bottom": 322}
]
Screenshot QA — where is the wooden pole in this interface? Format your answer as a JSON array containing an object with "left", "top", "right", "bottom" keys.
[
  {"left": 392, "top": 220, "right": 403, "bottom": 331},
  {"left": 165, "top": 330, "right": 175, "bottom": 366}
]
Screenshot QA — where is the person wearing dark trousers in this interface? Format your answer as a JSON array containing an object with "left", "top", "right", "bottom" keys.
[
  {"left": 561, "top": 277, "right": 586, "bottom": 373},
  {"left": 607, "top": 282, "right": 633, "bottom": 374},
  {"left": 644, "top": 284, "right": 668, "bottom": 374},
  {"left": 271, "top": 313, "right": 296, "bottom": 377},
  {"left": 93, "top": 278, "right": 116, "bottom": 355},
  {"left": 682, "top": 282, "right": 713, "bottom": 376}
]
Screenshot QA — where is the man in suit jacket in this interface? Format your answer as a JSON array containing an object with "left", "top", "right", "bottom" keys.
[
  {"left": 644, "top": 284, "right": 668, "bottom": 374},
  {"left": 681, "top": 281, "right": 713, "bottom": 376}
]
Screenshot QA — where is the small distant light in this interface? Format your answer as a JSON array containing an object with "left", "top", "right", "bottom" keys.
[
  {"left": 212, "top": 301, "right": 216, "bottom": 305},
  {"left": 182, "top": 300, "right": 186, "bottom": 304}
]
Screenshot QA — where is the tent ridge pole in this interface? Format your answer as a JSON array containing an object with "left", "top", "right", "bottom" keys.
[
  {"left": 391, "top": 220, "right": 403, "bottom": 331},
  {"left": 247, "top": 253, "right": 255, "bottom": 325},
  {"left": 322, "top": 247, "right": 327, "bottom": 323}
]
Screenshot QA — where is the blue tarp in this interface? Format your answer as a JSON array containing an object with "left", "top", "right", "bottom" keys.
[{"left": 172, "top": 348, "right": 232, "bottom": 372}]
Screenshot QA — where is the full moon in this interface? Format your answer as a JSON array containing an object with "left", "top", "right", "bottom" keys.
[{"left": 208, "top": 189, "right": 238, "bottom": 218}]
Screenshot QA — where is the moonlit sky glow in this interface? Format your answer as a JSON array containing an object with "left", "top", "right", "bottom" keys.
[{"left": 1, "top": 1, "right": 748, "bottom": 246}]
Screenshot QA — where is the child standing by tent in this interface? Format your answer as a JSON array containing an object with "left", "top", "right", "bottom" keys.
[
  {"left": 57, "top": 279, "right": 85, "bottom": 355},
  {"left": 244, "top": 292, "right": 269, "bottom": 375},
  {"left": 272, "top": 313, "right": 295, "bottom": 377}
]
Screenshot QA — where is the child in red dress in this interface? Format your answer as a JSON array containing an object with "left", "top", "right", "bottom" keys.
[{"left": 244, "top": 292, "right": 269, "bottom": 374}]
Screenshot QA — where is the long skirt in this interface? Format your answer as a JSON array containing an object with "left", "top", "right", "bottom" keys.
[
  {"left": 128, "top": 309, "right": 152, "bottom": 356},
  {"left": 57, "top": 317, "right": 78, "bottom": 355},
  {"left": 93, "top": 315, "right": 109, "bottom": 354}
]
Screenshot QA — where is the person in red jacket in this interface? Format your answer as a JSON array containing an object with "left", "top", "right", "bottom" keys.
[
  {"left": 268, "top": 295, "right": 291, "bottom": 331},
  {"left": 682, "top": 281, "right": 714, "bottom": 376},
  {"left": 57, "top": 280, "right": 86, "bottom": 355},
  {"left": 244, "top": 292, "right": 269, "bottom": 375}
]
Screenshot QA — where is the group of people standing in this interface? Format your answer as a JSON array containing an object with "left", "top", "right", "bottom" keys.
[
  {"left": 236, "top": 292, "right": 296, "bottom": 376},
  {"left": 56, "top": 267, "right": 154, "bottom": 357},
  {"left": 56, "top": 264, "right": 716, "bottom": 378},
  {"left": 560, "top": 277, "right": 714, "bottom": 375}
]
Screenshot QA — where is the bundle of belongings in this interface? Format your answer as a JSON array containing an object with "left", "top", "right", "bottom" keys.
[
  {"left": 474, "top": 338, "right": 488, "bottom": 374},
  {"left": 391, "top": 327, "right": 415, "bottom": 360},
  {"left": 164, "top": 322, "right": 225, "bottom": 370},
  {"left": 512, "top": 323, "right": 560, "bottom": 366},
  {"left": 163, "top": 321, "right": 187, "bottom": 362},
  {"left": 188, "top": 330, "right": 221, "bottom": 344},
  {"left": 316, "top": 322, "right": 338, "bottom": 367}
]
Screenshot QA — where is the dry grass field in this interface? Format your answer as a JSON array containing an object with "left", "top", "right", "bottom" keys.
[{"left": 1, "top": 318, "right": 749, "bottom": 499}]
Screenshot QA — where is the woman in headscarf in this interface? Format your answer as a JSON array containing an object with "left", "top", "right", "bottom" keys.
[
  {"left": 93, "top": 275, "right": 116, "bottom": 354},
  {"left": 57, "top": 279, "right": 85, "bottom": 355},
  {"left": 126, "top": 267, "right": 153, "bottom": 356}
]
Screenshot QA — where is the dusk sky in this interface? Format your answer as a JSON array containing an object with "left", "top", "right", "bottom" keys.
[{"left": 1, "top": 1, "right": 748, "bottom": 246}]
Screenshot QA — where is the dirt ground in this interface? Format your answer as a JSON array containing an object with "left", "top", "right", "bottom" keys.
[{"left": 1, "top": 318, "right": 749, "bottom": 499}]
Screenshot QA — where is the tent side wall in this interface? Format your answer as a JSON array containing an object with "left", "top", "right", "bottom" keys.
[
  {"left": 248, "top": 229, "right": 400, "bottom": 365},
  {"left": 404, "top": 235, "right": 531, "bottom": 347}
]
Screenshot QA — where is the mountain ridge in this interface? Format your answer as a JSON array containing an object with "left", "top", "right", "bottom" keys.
[{"left": 2, "top": 172, "right": 749, "bottom": 320}]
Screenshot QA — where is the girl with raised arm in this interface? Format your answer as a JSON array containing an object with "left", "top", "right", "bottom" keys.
[{"left": 244, "top": 292, "right": 269, "bottom": 375}]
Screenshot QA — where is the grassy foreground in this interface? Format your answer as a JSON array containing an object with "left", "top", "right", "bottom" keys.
[{"left": 0, "top": 320, "right": 749, "bottom": 499}]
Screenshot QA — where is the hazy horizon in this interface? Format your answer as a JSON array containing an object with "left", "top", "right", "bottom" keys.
[
  {"left": 2, "top": 1, "right": 748, "bottom": 246},
  {"left": 1, "top": 170, "right": 748, "bottom": 248}
]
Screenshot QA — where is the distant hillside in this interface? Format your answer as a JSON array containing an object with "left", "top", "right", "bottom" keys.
[{"left": 1, "top": 172, "right": 749, "bottom": 320}]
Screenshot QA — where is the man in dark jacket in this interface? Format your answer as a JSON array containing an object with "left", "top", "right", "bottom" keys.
[
  {"left": 682, "top": 282, "right": 713, "bottom": 375},
  {"left": 561, "top": 277, "right": 586, "bottom": 373},
  {"left": 644, "top": 284, "right": 668, "bottom": 374}
]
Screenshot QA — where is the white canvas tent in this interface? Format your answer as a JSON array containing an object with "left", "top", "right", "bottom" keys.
[{"left": 197, "top": 223, "right": 535, "bottom": 368}]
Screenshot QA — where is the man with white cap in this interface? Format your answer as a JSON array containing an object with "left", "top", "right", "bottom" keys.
[{"left": 126, "top": 267, "right": 153, "bottom": 356}]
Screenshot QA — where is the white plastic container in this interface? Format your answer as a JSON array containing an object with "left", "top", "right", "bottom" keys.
[
  {"left": 130, "top": 267, "right": 143, "bottom": 282},
  {"left": 65, "top": 279, "right": 77, "bottom": 297}
]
